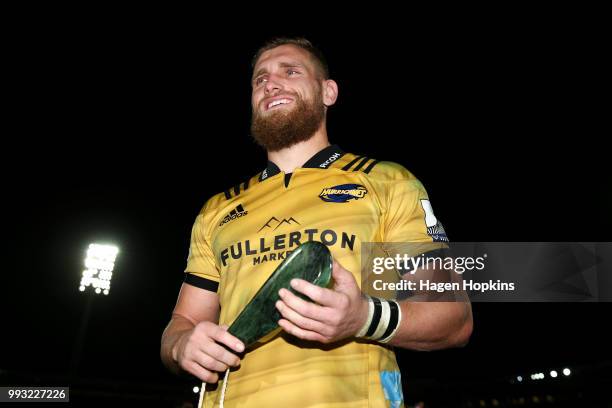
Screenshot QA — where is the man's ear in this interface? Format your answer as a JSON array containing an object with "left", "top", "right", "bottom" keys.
[{"left": 322, "top": 79, "right": 338, "bottom": 107}]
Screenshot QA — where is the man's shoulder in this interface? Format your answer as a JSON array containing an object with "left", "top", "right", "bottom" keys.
[
  {"left": 334, "top": 152, "right": 418, "bottom": 182},
  {"left": 197, "top": 172, "right": 262, "bottom": 217}
]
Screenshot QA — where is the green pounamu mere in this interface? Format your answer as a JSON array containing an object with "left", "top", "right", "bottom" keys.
[{"left": 228, "top": 241, "right": 333, "bottom": 348}]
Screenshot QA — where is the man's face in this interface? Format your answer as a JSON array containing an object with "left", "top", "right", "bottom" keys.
[{"left": 250, "top": 45, "right": 328, "bottom": 152}]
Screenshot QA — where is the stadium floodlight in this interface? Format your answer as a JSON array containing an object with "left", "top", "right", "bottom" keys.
[
  {"left": 550, "top": 370, "right": 558, "bottom": 378},
  {"left": 517, "top": 376, "right": 523, "bottom": 382},
  {"left": 79, "top": 243, "right": 119, "bottom": 295},
  {"left": 193, "top": 386, "right": 200, "bottom": 394},
  {"left": 563, "top": 368, "right": 571, "bottom": 376}
]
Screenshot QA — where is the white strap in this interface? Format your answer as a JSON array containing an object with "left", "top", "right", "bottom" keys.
[
  {"left": 219, "top": 368, "right": 230, "bottom": 408},
  {"left": 197, "top": 381, "right": 206, "bottom": 408},
  {"left": 197, "top": 367, "right": 230, "bottom": 408}
]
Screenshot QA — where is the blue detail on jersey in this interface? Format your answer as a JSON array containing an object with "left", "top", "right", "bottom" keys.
[
  {"left": 319, "top": 184, "right": 368, "bottom": 203},
  {"left": 427, "top": 223, "right": 449, "bottom": 243},
  {"left": 380, "top": 370, "right": 404, "bottom": 408}
]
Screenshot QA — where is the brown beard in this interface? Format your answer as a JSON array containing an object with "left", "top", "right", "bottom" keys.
[{"left": 251, "top": 91, "right": 325, "bottom": 152}]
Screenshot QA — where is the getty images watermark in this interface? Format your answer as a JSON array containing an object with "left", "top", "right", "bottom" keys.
[
  {"left": 370, "top": 250, "right": 514, "bottom": 293},
  {"left": 360, "top": 243, "right": 612, "bottom": 302}
]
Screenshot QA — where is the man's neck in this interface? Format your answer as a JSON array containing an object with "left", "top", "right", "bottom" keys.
[{"left": 267, "top": 131, "right": 330, "bottom": 174}]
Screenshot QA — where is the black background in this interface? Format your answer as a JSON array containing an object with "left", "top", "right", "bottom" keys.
[{"left": 2, "top": 8, "right": 610, "bottom": 407}]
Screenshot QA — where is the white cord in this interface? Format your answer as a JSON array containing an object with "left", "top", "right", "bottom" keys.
[
  {"left": 220, "top": 368, "right": 230, "bottom": 408},
  {"left": 197, "top": 369, "right": 230, "bottom": 407},
  {"left": 197, "top": 381, "right": 206, "bottom": 408}
]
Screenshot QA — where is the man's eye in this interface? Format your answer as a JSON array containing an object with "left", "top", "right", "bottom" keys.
[
  {"left": 287, "top": 69, "right": 299, "bottom": 76},
  {"left": 255, "top": 77, "right": 266, "bottom": 85}
]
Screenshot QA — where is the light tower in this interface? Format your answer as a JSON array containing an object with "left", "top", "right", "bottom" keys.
[
  {"left": 70, "top": 243, "right": 119, "bottom": 377},
  {"left": 79, "top": 244, "right": 119, "bottom": 295}
]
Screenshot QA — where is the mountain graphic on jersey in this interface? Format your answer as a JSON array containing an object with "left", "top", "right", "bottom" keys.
[
  {"left": 219, "top": 204, "right": 248, "bottom": 226},
  {"left": 258, "top": 216, "right": 301, "bottom": 232}
]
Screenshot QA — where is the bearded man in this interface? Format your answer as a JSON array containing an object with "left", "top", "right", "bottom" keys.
[{"left": 161, "top": 37, "right": 472, "bottom": 408}]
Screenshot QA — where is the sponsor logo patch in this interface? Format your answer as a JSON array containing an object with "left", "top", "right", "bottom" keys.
[{"left": 319, "top": 152, "right": 342, "bottom": 168}]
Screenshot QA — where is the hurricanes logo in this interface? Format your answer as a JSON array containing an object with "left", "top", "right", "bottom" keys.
[{"left": 319, "top": 184, "right": 368, "bottom": 203}]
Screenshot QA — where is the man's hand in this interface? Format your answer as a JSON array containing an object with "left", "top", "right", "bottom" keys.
[
  {"left": 275, "top": 260, "right": 368, "bottom": 344},
  {"left": 172, "top": 321, "right": 245, "bottom": 383}
]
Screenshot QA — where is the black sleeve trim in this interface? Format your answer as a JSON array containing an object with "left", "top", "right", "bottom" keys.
[
  {"left": 363, "top": 160, "right": 380, "bottom": 174},
  {"left": 352, "top": 157, "right": 371, "bottom": 172},
  {"left": 342, "top": 155, "right": 364, "bottom": 171},
  {"left": 184, "top": 273, "right": 219, "bottom": 292}
]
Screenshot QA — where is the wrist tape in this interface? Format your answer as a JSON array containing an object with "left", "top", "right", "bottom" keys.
[{"left": 355, "top": 296, "right": 402, "bottom": 343}]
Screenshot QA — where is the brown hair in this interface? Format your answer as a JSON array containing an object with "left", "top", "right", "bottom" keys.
[{"left": 252, "top": 37, "right": 330, "bottom": 79}]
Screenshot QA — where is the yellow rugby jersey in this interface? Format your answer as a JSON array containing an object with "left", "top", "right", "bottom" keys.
[{"left": 184, "top": 145, "right": 448, "bottom": 408}]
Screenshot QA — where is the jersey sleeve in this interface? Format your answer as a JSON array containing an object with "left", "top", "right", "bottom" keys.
[
  {"left": 378, "top": 162, "right": 449, "bottom": 245},
  {"left": 184, "top": 206, "right": 220, "bottom": 292}
]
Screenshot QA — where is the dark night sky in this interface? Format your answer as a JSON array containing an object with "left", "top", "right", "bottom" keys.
[{"left": 2, "top": 13, "right": 609, "bottom": 398}]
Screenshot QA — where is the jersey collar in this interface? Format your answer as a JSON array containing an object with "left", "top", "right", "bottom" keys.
[{"left": 259, "top": 144, "right": 345, "bottom": 181}]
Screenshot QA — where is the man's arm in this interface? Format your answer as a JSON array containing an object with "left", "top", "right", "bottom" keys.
[
  {"left": 160, "top": 282, "right": 245, "bottom": 383},
  {"left": 160, "top": 283, "right": 219, "bottom": 375},
  {"left": 386, "top": 260, "right": 473, "bottom": 350},
  {"left": 385, "top": 300, "right": 472, "bottom": 350}
]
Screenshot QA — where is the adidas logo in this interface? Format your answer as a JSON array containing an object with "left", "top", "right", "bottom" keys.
[{"left": 219, "top": 204, "right": 248, "bottom": 226}]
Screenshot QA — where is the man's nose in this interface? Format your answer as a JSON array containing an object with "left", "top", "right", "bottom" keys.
[{"left": 264, "top": 75, "right": 283, "bottom": 95}]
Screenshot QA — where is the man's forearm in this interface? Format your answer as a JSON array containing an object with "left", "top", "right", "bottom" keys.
[
  {"left": 386, "top": 301, "right": 473, "bottom": 350},
  {"left": 160, "top": 315, "right": 195, "bottom": 374}
]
